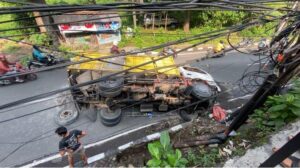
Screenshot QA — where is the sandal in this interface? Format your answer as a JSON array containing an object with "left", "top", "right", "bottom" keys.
[
  {"left": 289, "top": 156, "right": 300, "bottom": 168},
  {"left": 272, "top": 147, "right": 300, "bottom": 168}
]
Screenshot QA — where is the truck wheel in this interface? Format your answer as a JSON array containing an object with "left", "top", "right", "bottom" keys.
[
  {"left": 99, "top": 89, "right": 122, "bottom": 98},
  {"left": 99, "top": 108, "right": 122, "bottom": 127},
  {"left": 191, "top": 82, "right": 213, "bottom": 99},
  {"left": 55, "top": 109, "right": 79, "bottom": 126},
  {"left": 99, "top": 78, "right": 124, "bottom": 91}
]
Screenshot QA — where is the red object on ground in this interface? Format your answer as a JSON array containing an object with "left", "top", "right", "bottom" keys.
[
  {"left": 212, "top": 104, "right": 227, "bottom": 121},
  {"left": 277, "top": 54, "right": 284, "bottom": 62}
]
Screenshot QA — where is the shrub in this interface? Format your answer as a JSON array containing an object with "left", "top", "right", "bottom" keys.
[
  {"left": 147, "top": 131, "right": 188, "bottom": 167},
  {"left": 251, "top": 79, "right": 300, "bottom": 129},
  {"left": 28, "top": 34, "right": 51, "bottom": 46}
]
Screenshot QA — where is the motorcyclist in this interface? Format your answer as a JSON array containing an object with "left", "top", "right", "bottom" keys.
[
  {"left": 110, "top": 41, "right": 120, "bottom": 54},
  {"left": 258, "top": 38, "right": 268, "bottom": 50},
  {"left": 32, "top": 45, "right": 50, "bottom": 64},
  {"left": 161, "top": 47, "right": 177, "bottom": 58},
  {"left": 0, "top": 54, "right": 23, "bottom": 82},
  {"left": 213, "top": 40, "right": 225, "bottom": 53}
]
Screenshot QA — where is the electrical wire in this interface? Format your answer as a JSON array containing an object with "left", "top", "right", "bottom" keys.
[
  {"left": 0, "top": 17, "right": 281, "bottom": 81},
  {"left": 0, "top": 0, "right": 291, "bottom": 15},
  {"left": 0, "top": 27, "right": 252, "bottom": 110}
]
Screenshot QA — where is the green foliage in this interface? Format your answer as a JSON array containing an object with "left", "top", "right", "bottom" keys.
[
  {"left": 147, "top": 131, "right": 188, "bottom": 167},
  {"left": 251, "top": 79, "right": 300, "bottom": 130},
  {"left": 28, "top": 34, "right": 51, "bottom": 46},
  {"left": 0, "top": 2, "right": 36, "bottom": 38},
  {"left": 19, "top": 54, "right": 31, "bottom": 67},
  {"left": 187, "top": 148, "right": 220, "bottom": 167}
]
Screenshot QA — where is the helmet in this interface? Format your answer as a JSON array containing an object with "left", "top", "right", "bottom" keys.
[
  {"left": 113, "top": 41, "right": 119, "bottom": 46},
  {"left": 0, "top": 54, "right": 6, "bottom": 60}
]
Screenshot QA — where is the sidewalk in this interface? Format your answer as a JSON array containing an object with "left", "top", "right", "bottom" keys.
[{"left": 224, "top": 120, "right": 300, "bottom": 167}]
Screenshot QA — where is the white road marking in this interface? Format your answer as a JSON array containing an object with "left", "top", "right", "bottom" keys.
[
  {"left": 20, "top": 154, "right": 61, "bottom": 168},
  {"left": 21, "top": 122, "right": 158, "bottom": 167},
  {"left": 228, "top": 94, "right": 253, "bottom": 102},
  {"left": 247, "top": 62, "right": 267, "bottom": 66},
  {"left": 178, "top": 51, "right": 206, "bottom": 56}
]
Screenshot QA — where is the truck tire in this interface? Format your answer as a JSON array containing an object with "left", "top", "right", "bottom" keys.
[
  {"left": 101, "top": 116, "right": 122, "bottom": 127},
  {"left": 99, "top": 89, "right": 122, "bottom": 98},
  {"left": 55, "top": 109, "right": 79, "bottom": 126},
  {"left": 191, "top": 82, "right": 213, "bottom": 99},
  {"left": 99, "top": 78, "right": 124, "bottom": 92},
  {"left": 99, "top": 108, "right": 122, "bottom": 126}
]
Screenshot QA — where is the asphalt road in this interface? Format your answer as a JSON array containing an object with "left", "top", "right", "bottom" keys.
[{"left": 0, "top": 51, "right": 261, "bottom": 166}]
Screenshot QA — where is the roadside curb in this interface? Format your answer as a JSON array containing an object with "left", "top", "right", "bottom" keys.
[
  {"left": 21, "top": 117, "right": 184, "bottom": 167},
  {"left": 88, "top": 122, "right": 189, "bottom": 167}
]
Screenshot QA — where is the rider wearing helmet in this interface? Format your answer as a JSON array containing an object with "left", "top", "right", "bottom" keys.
[
  {"left": 32, "top": 45, "right": 48, "bottom": 63},
  {"left": 110, "top": 41, "right": 120, "bottom": 54},
  {"left": 0, "top": 54, "right": 23, "bottom": 82},
  {"left": 0, "top": 54, "right": 13, "bottom": 75},
  {"left": 213, "top": 40, "right": 225, "bottom": 53},
  {"left": 258, "top": 38, "right": 268, "bottom": 50}
]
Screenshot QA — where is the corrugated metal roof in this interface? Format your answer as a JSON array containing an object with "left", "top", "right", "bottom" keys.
[{"left": 52, "top": 11, "right": 121, "bottom": 24}]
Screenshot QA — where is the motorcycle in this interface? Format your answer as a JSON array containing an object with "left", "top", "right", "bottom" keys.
[
  {"left": 207, "top": 49, "right": 225, "bottom": 58},
  {"left": 27, "top": 46, "right": 67, "bottom": 69},
  {"left": 254, "top": 40, "right": 269, "bottom": 56},
  {"left": 159, "top": 47, "right": 177, "bottom": 58},
  {"left": 0, "top": 67, "right": 37, "bottom": 86}
]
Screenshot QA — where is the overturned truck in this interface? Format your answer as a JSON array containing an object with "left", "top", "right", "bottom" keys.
[{"left": 57, "top": 52, "right": 220, "bottom": 126}]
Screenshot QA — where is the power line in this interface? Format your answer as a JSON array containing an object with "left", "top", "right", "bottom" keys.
[
  {"left": 0, "top": 1, "right": 291, "bottom": 15},
  {"left": 1, "top": 16, "right": 281, "bottom": 81},
  {"left": 0, "top": 20, "right": 264, "bottom": 110}
]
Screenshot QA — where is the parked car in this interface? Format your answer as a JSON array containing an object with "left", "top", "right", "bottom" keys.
[{"left": 143, "top": 13, "right": 179, "bottom": 28}]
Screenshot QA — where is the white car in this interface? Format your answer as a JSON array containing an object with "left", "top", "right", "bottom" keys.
[{"left": 179, "top": 66, "right": 221, "bottom": 92}]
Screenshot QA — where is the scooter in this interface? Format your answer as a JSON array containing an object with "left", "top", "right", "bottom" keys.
[
  {"left": 27, "top": 46, "right": 67, "bottom": 69},
  {"left": 0, "top": 67, "right": 37, "bottom": 86},
  {"left": 254, "top": 40, "right": 269, "bottom": 56},
  {"left": 208, "top": 49, "right": 225, "bottom": 58},
  {"left": 159, "top": 47, "right": 177, "bottom": 58}
]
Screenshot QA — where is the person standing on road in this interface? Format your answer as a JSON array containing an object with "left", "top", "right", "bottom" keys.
[{"left": 55, "top": 126, "right": 88, "bottom": 168}]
